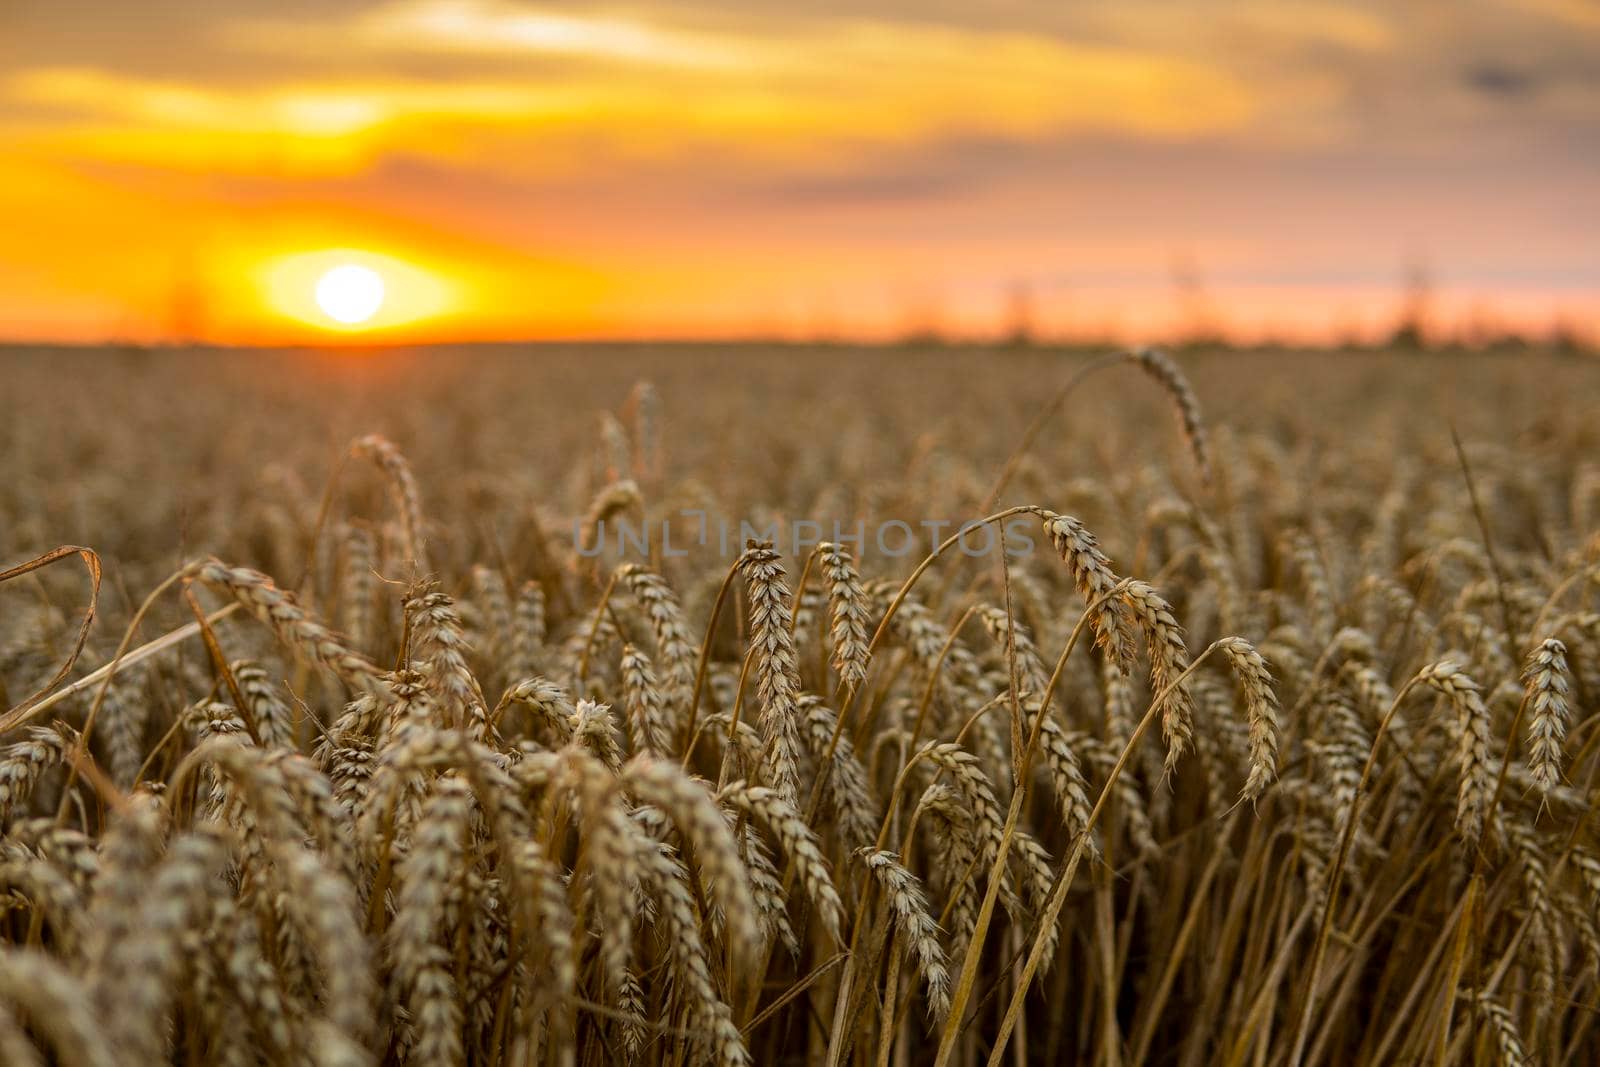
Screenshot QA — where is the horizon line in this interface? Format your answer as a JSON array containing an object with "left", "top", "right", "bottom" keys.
[{"left": 2, "top": 335, "right": 1595, "bottom": 356}]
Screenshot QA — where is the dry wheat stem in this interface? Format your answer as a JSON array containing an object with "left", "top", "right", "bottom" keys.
[{"left": 977, "top": 642, "right": 1226, "bottom": 1067}]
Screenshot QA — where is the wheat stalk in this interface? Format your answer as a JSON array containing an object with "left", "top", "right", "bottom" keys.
[
  {"left": 1420, "top": 660, "right": 1493, "bottom": 848},
  {"left": 818, "top": 542, "right": 871, "bottom": 691},
  {"left": 1121, "top": 580, "right": 1196, "bottom": 775},
  {"left": 616, "top": 563, "right": 699, "bottom": 724},
  {"left": 735, "top": 540, "right": 806, "bottom": 801},
  {"left": 194, "top": 559, "right": 384, "bottom": 692},
  {"left": 511, "top": 580, "right": 547, "bottom": 682},
  {"left": 351, "top": 434, "right": 428, "bottom": 572},
  {"left": 1521, "top": 638, "right": 1570, "bottom": 796},
  {"left": 1040, "top": 511, "right": 1137, "bottom": 675},
  {"left": 719, "top": 780, "right": 844, "bottom": 942},
  {"left": 1128, "top": 347, "right": 1212, "bottom": 482},
  {"left": 1215, "top": 637, "right": 1280, "bottom": 802},
  {"left": 859, "top": 848, "right": 951, "bottom": 1022},
  {"left": 619, "top": 644, "right": 673, "bottom": 759}
]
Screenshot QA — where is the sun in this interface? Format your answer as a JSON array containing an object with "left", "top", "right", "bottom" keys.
[
  {"left": 259, "top": 249, "right": 454, "bottom": 336},
  {"left": 315, "top": 263, "right": 386, "bottom": 325}
]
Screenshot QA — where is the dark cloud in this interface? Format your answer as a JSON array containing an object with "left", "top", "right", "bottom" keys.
[{"left": 1464, "top": 65, "right": 1539, "bottom": 97}]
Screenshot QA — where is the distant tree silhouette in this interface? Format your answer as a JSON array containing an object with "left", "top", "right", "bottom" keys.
[
  {"left": 896, "top": 285, "right": 947, "bottom": 347},
  {"left": 1551, "top": 314, "right": 1593, "bottom": 357},
  {"left": 166, "top": 250, "right": 208, "bottom": 345}
]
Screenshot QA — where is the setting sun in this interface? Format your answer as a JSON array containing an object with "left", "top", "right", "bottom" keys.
[
  {"left": 252, "top": 247, "right": 458, "bottom": 338},
  {"left": 315, "top": 264, "right": 385, "bottom": 325}
]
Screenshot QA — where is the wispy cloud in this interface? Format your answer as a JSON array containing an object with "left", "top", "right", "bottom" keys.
[
  {"left": 1513, "top": 0, "right": 1600, "bottom": 31},
  {"left": 4, "top": 5, "right": 1267, "bottom": 178},
  {"left": 233, "top": 0, "right": 746, "bottom": 69},
  {"left": 0, "top": 0, "right": 1596, "bottom": 342}
]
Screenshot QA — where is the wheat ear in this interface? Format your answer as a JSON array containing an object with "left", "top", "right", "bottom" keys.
[
  {"left": 735, "top": 540, "right": 806, "bottom": 801},
  {"left": 1121, "top": 580, "right": 1196, "bottom": 775},
  {"left": 351, "top": 434, "right": 427, "bottom": 571},
  {"left": 1216, "top": 637, "right": 1281, "bottom": 803},
  {"left": 818, "top": 541, "right": 871, "bottom": 690},
  {"left": 1040, "top": 511, "right": 1137, "bottom": 675},
  {"left": 1522, "top": 638, "right": 1571, "bottom": 796},
  {"left": 719, "top": 780, "right": 844, "bottom": 942},
  {"left": 859, "top": 848, "right": 951, "bottom": 1022},
  {"left": 1128, "top": 346, "right": 1212, "bottom": 482},
  {"left": 194, "top": 559, "right": 384, "bottom": 692},
  {"left": 1420, "top": 660, "right": 1493, "bottom": 847}
]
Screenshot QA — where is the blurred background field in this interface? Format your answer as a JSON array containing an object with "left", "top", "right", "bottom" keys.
[{"left": 4, "top": 342, "right": 1596, "bottom": 639}]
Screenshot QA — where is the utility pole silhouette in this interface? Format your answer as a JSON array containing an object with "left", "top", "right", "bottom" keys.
[
  {"left": 1170, "top": 253, "right": 1221, "bottom": 348},
  {"left": 1002, "top": 280, "right": 1036, "bottom": 348},
  {"left": 1389, "top": 257, "right": 1432, "bottom": 351}
]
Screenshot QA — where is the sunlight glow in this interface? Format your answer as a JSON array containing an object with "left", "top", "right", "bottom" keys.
[
  {"left": 315, "top": 264, "right": 385, "bottom": 324},
  {"left": 259, "top": 249, "right": 454, "bottom": 336}
]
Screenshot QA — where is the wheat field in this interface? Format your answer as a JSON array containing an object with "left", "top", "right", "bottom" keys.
[{"left": 2, "top": 344, "right": 1599, "bottom": 1066}]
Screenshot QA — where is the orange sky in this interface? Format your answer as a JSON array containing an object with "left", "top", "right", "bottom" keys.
[{"left": 2, "top": 0, "right": 1597, "bottom": 345}]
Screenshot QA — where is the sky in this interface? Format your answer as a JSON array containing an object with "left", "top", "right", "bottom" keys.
[{"left": 1, "top": 0, "right": 1597, "bottom": 345}]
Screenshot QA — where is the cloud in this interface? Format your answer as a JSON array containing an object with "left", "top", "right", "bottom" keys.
[
  {"left": 3, "top": 0, "right": 1597, "bottom": 342},
  {"left": 230, "top": 0, "right": 746, "bottom": 70},
  {"left": 1463, "top": 65, "right": 1539, "bottom": 96},
  {"left": 3, "top": 6, "right": 1267, "bottom": 180},
  {"left": 9, "top": 1, "right": 1595, "bottom": 179},
  {"left": 1512, "top": 0, "right": 1600, "bottom": 31}
]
